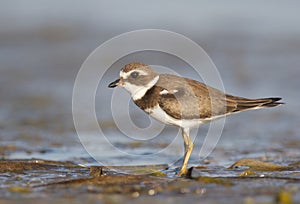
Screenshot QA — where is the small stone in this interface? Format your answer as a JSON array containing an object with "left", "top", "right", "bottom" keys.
[
  {"left": 131, "top": 191, "right": 140, "bottom": 198},
  {"left": 148, "top": 189, "right": 155, "bottom": 195}
]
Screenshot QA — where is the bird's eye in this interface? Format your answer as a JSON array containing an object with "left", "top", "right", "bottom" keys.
[{"left": 130, "top": 71, "right": 139, "bottom": 78}]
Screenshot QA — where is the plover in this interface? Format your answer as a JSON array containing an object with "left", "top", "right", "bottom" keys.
[{"left": 108, "top": 62, "right": 283, "bottom": 176}]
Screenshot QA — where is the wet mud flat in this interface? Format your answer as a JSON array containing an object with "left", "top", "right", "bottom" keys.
[
  {"left": 0, "top": 158, "right": 299, "bottom": 204},
  {"left": 1, "top": 2, "right": 300, "bottom": 203}
]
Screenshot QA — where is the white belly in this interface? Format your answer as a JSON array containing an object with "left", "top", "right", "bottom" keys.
[{"left": 145, "top": 105, "right": 203, "bottom": 129}]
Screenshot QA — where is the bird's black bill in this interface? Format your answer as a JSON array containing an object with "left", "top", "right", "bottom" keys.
[{"left": 108, "top": 79, "right": 120, "bottom": 88}]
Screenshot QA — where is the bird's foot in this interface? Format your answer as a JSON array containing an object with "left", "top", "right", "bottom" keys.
[{"left": 176, "top": 166, "right": 188, "bottom": 177}]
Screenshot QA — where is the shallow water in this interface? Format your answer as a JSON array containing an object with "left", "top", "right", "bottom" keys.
[{"left": 1, "top": 1, "right": 300, "bottom": 203}]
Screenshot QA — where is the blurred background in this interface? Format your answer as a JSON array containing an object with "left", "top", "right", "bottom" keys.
[{"left": 0, "top": 1, "right": 299, "bottom": 166}]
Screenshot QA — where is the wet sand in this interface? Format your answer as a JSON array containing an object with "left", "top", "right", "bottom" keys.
[{"left": 1, "top": 1, "right": 300, "bottom": 203}]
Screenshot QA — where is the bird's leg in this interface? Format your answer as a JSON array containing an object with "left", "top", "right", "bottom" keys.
[{"left": 178, "top": 128, "right": 194, "bottom": 176}]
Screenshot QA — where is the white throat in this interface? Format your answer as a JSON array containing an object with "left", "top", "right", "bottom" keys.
[{"left": 123, "top": 75, "right": 159, "bottom": 100}]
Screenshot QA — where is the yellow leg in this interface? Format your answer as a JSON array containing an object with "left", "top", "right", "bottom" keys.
[{"left": 178, "top": 128, "right": 194, "bottom": 176}]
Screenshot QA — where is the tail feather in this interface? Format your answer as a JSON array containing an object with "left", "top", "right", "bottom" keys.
[{"left": 226, "top": 96, "right": 284, "bottom": 113}]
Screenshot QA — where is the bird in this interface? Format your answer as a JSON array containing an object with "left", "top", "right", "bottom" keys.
[{"left": 108, "top": 62, "right": 283, "bottom": 176}]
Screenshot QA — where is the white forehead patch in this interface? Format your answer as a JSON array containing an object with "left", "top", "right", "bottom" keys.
[{"left": 120, "top": 69, "right": 148, "bottom": 79}]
